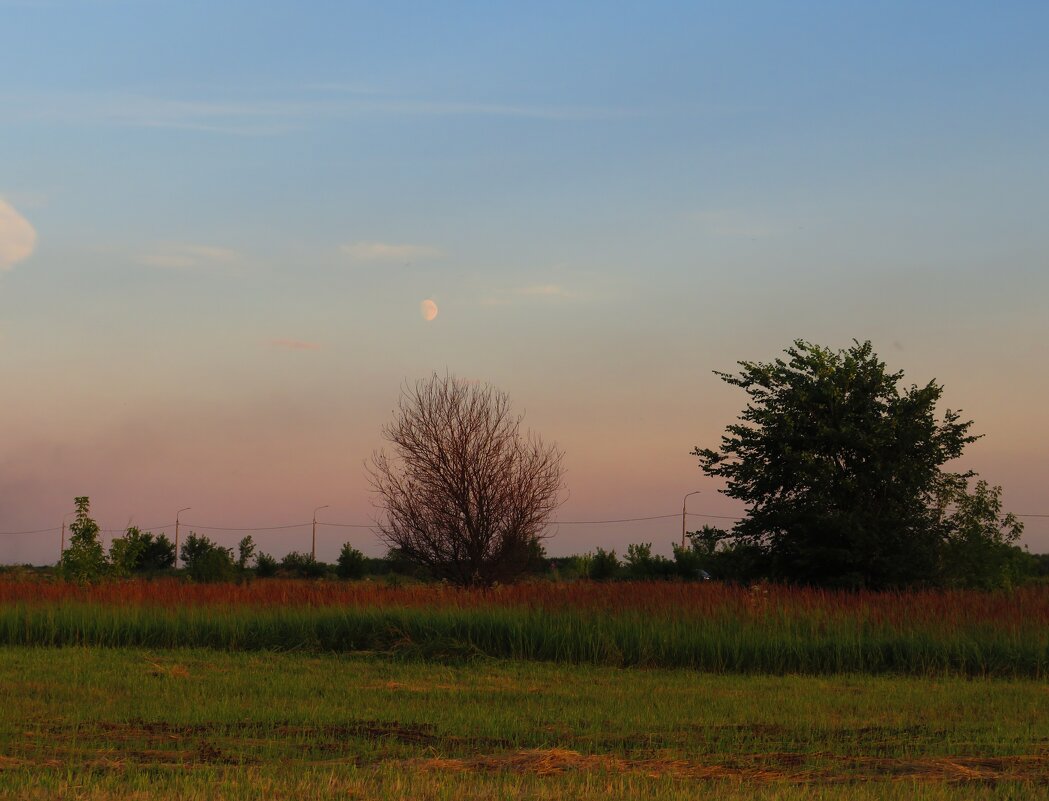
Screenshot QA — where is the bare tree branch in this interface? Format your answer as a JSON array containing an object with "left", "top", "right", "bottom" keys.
[{"left": 367, "top": 374, "right": 565, "bottom": 586}]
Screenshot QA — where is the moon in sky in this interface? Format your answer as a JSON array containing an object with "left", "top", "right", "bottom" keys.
[{"left": 420, "top": 299, "right": 438, "bottom": 321}]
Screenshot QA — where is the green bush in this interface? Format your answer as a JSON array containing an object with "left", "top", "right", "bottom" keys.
[
  {"left": 255, "top": 552, "right": 279, "bottom": 578},
  {"left": 280, "top": 551, "right": 327, "bottom": 579},
  {"left": 180, "top": 533, "right": 236, "bottom": 583},
  {"left": 588, "top": 548, "right": 620, "bottom": 581},
  {"left": 624, "top": 542, "right": 676, "bottom": 579},
  {"left": 109, "top": 527, "right": 175, "bottom": 575},
  {"left": 336, "top": 544, "right": 367, "bottom": 579},
  {"left": 671, "top": 542, "right": 706, "bottom": 580}
]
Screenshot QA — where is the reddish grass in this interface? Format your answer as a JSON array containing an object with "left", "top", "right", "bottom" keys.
[{"left": 1, "top": 576, "right": 1046, "bottom": 633}]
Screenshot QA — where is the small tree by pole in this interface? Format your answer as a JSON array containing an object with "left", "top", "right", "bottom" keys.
[
  {"left": 367, "top": 374, "right": 565, "bottom": 587},
  {"left": 58, "top": 496, "right": 107, "bottom": 582}
]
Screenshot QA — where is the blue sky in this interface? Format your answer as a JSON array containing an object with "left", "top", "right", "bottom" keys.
[{"left": 2, "top": 1, "right": 1048, "bottom": 562}]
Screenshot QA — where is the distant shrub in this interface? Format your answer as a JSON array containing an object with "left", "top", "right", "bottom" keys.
[
  {"left": 671, "top": 542, "right": 706, "bottom": 580},
  {"left": 180, "top": 533, "right": 236, "bottom": 583},
  {"left": 280, "top": 551, "right": 327, "bottom": 579},
  {"left": 624, "top": 542, "right": 677, "bottom": 580},
  {"left": 588, "top": 548, "right": 620, "bottom": 581},
  {"left": 336, "top": 544, "right": 367, "bottom": 580},
  {"left": 560, "top": 555, "right": 590, "bottom": 581},
  {"left": 255, "top": 552, "right": 278, "bottom": 578},
  {"left": 237, "top": 536, "right": 257, "bottom": 570},
  {"left": 109, "top": 527, "right": 175, "bottom": 576}
]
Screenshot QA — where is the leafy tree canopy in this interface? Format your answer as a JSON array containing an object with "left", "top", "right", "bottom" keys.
[
  {"left": 694, "top": 340, "right": 980, "bottom": 588},
  {"left": 109, "top": 527, "right": 175, "bottom": 575},
  {"left": 179, "top": 533, "right": 236, "bottom": 583},
  {"left": 59, "top": 496, "right": 107, "bottom": 582}
]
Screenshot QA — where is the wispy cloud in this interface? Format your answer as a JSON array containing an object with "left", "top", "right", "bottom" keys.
[
  {"left": 139, "top": 243, "right": 241, "bottom": 269},
  {"left": 0, "top": 198, "right": 37, "bottom": 270},
  {"left": 269, "top": 339, "right": 322, "bottom": 351},
  {"left": 2, "top": 92, "right": 309, "bottom": 135},
  {"left": 2, "top": 88, "right": 636, "bottom": 136},
  {"left": 350, "top": 99, "right": 631, "bottom": 121},
  {"left": 340, "top": 241, "right": 441, "bottom": 263}
]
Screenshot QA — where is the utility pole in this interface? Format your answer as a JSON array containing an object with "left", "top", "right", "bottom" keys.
[
  {"left": 312, "top": 505, "right": 329, "bottom": 562},
  {"left": 174, "top": 507, "right": 191, "bottom": 569},
  {"left": 682, "top": 491, "right": 701, "bottom": 549}
]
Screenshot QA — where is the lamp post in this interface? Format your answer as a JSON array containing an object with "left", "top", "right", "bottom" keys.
[
  {"left": 681, "top": 491, "right": 701, "bottom": 549},
  {"left": 312, "top": 505, "right": 329, "bottom": 562},
  {"left": 174, "top": 507, "right": 191, "bottom": 569}
]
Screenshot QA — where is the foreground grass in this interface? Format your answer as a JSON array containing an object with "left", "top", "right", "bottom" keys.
[{"left": 0, "top": 647, "right": 1046, "bottom": 799}]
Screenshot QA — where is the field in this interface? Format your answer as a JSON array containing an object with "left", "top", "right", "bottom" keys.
[{"left": 2, "top": 578, "right": 1048, "bottom": 799}]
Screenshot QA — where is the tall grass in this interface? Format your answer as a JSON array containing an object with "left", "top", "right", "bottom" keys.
[
  {"left": 1, "top": 579, "right": 1047, "bottom": 676},
  {"left": 2, "top": 578, "right": 1047, "bottom": 630}
]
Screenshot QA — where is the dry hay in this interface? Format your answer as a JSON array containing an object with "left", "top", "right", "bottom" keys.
[{"left": 412, "top": 748, "right": 1049, "bottom": 784}]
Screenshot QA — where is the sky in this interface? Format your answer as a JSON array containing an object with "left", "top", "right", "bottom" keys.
[{"left": 2, "top": 1, "right": 1048, "bottom": 563}]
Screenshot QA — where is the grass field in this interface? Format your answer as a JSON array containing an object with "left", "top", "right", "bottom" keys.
[
  {"left": 1, "top": 647, "right": 1047, "bottom": 799},
  {"left": 1, "top": 579, "right": 1047, "bottom": 676},
  {"left": 2, "top": 579, "right": 1047, "bottom": 798}
]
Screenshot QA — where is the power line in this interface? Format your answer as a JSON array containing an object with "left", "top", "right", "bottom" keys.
[
  {"left": 3, "top": 509, "right": 1047, "bottom": 539},
  {"left": 0, "top": 527, "right": 61, "bottom": 536},
  {"left": 318, "top": 522, "right": 380, "bottom": 529},
  {"left": 551, "top": 514, "right": 680, "bottom": 524},
  {"left": 180, "top": 522, "right": 313, "bottom": 532}
]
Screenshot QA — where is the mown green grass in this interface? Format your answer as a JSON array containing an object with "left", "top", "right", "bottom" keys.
[
  {"left": 1, "top": 647, "right": 1046, "bottom": 799},
  {"left": 1, "top": 602, "right": 1046, "bottom": 676}
]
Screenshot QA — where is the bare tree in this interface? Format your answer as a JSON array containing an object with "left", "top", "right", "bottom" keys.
[{"left": 367, "top": 374, "right": 565, "bottom": 587}]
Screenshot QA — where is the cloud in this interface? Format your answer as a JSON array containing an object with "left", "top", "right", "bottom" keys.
[
  {"left": 340, "top": 241, "right": 441, "bottom": 263},
  {"left": 2, "top": 89, "right": 634, "bottom": 137},
  {"left": 0, "top": 198, "right": 38, "bottom": 270},
  {"left": 269, "top": 339, "right": 322, "bottom": 351},
  {"left": 139, "top": 243, "right": 241, "bottom": 269}
]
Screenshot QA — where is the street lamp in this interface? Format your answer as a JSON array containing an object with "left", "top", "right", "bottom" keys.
[
  {"left": 312, "top": 505, "right": 329, "bottom": 562},
  {"left": 682, "top": 491, "right": 701, "bottom": 549},
  {"left": 174, "top": 507, "right": 191, "bottom": 568}
]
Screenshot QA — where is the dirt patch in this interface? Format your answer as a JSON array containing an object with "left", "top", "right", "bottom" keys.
[
  {"left": 412, "top": 748, "right": 1049, "bottom": 784},
  {"left": 145, "top": 659, "right": 190, "bottom": 679},
  {"left": 413, "top": 748, "right": 806, "bottom": 781},
  {"left": 13, "top": 718, "right": 512, "bottom": 765},
  {"left": 838, "top": 754, "right": 1049, "bottom": 782},
  {"left": 29, "top": 718, "right": 441, "bottom": 744}
]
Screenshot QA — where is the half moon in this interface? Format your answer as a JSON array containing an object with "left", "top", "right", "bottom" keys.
[{"left": 420, "top": 299, "right": 438, "bottom": 321}]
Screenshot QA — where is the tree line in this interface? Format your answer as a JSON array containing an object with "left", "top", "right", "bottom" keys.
[
  {"left": 56, "top": 496, "right": 371, "bottom": 583},
  {"left": 47, "top": 340, "right": 1040, "bottom": 589}
]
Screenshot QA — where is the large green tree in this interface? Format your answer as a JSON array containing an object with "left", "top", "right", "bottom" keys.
[{"left": 694, "top": 340, "right": 978, "bottom": 588}]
